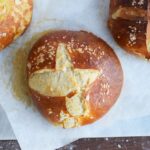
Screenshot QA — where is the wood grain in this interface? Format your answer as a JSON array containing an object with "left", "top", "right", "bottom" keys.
[
  {"left": 1, "top": 137, "right": 150, "bottom": 150},
  {"left": 58, "top": 137, "right": 150, "bottom": 150},
  {"left": 0, "top": 140, "right": 20, "bottom": 150}
]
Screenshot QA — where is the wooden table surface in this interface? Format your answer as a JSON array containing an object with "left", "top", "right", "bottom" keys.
[{"left": 1, "top": 137, "right": 150, "bottom": 150}]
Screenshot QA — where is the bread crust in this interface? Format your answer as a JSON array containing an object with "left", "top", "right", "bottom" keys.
[
  {"left": 27, "top": 30, "right": 123, "bottom": 128},
  {"left": 108, "top": 0, "right": 150, "bottom": 59},
  {"left": 0, "top": 0, "right": 33, "bottom": 51}
]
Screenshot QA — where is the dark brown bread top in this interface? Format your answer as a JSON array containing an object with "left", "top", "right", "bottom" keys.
[
  {"left": 108, "top": 18, "right": 149, "bottom": 58},
  {"left": 110, "top": 0, "right": 148, "bottom": 10},
  {"left": 108, "top": 0, "right": 150, "bottom": 59},
  {"left": 27, "top": 30, "right": 123, "bottom": 128},
  {"left": 27, "top": 30, "right": 122, "bottom": 75}
]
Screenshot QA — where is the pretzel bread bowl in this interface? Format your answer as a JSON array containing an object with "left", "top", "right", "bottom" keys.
[
  {"left": 108, "top": 0, "right": 150, "bottom": 59},
  {"left": 27, "top": 30, "right": 123, "bottom": 128},
  {"left": 0, "top": 0, "right": 33, "bottom": 51}
]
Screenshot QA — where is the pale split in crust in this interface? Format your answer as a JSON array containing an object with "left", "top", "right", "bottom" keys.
[
  {"left": 27, "top": 30, "right": 123, "bottom": 128},
  {"left": 108, "top": 0, "right": 150, "bottom": 59},
  {"left": 0, "top": 0, "right": 33, "bottom": 51}
]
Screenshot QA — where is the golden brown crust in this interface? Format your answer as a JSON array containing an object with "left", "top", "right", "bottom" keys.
[
  {"left": 0, "top": 0, "right": 33, "bottom": 51},
  {"left": 27, "top": 30, "right": 123, "bottom": 128},
  {"left": 108, "top": 0, "right": 150, "bottom": 59}
]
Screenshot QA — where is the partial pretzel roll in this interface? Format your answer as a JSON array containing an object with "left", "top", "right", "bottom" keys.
[
  {"left": 0, "top": 0, "right": 33, "bottom": 51},
  {"left": 108, "top": 0, "right": 150, "bottom": 59}
]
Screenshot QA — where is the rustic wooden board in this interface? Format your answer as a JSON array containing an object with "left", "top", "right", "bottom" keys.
[
  {"left": 1, "top": 137, "right": 150, "bottom": 150},
  {"left": 58, "top": 137, "right": 150, "bottom": 150}
]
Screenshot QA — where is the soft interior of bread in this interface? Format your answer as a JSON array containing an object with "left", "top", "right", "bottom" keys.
[
  {"left": 112, "top": 7, "right": 147, "bottom": 20},
  {"left": 29, "top": 44, "right": 100, "bottom": 97},
  {"left": 29, "top": 43, "right": 101, "bottom": 128},
  {"left": 59, "top": 111, "right": 78, "bottom": 128}
]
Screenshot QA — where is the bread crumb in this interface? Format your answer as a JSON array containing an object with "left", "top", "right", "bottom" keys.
[
  {"left": 47, "top": 108, "right": 53, "bottom": 115},
  {"left": 0, "top": 33, "right": 7, "bottom": 38},
  {"left": 60, "top": 111, "right": 71, "bottom": 121},
  {"left": 63, "top": 118, "right": 76, "bottom": 128}
]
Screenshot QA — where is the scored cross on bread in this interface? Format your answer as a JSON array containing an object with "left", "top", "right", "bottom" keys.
[
  {"left": 29, "top": 43, "right": 101, "bottom": 98},
  {"left": 29, "top": 43, "right": 101, "bottom": 122},
  {"left": 108, "top": 0, "right": 150, "bottom": 59},
  {"left": 27, "top": 30, "right": 123, "bottom": 128}
]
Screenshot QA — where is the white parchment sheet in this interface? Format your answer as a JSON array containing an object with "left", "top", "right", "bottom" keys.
[{"left": 0, "top": 0, "right": 150, "bottom": 149}]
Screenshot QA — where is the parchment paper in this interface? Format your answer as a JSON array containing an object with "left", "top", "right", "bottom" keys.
[{"left": 0, "top": 0, "right": 150, "bottom": 149}]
